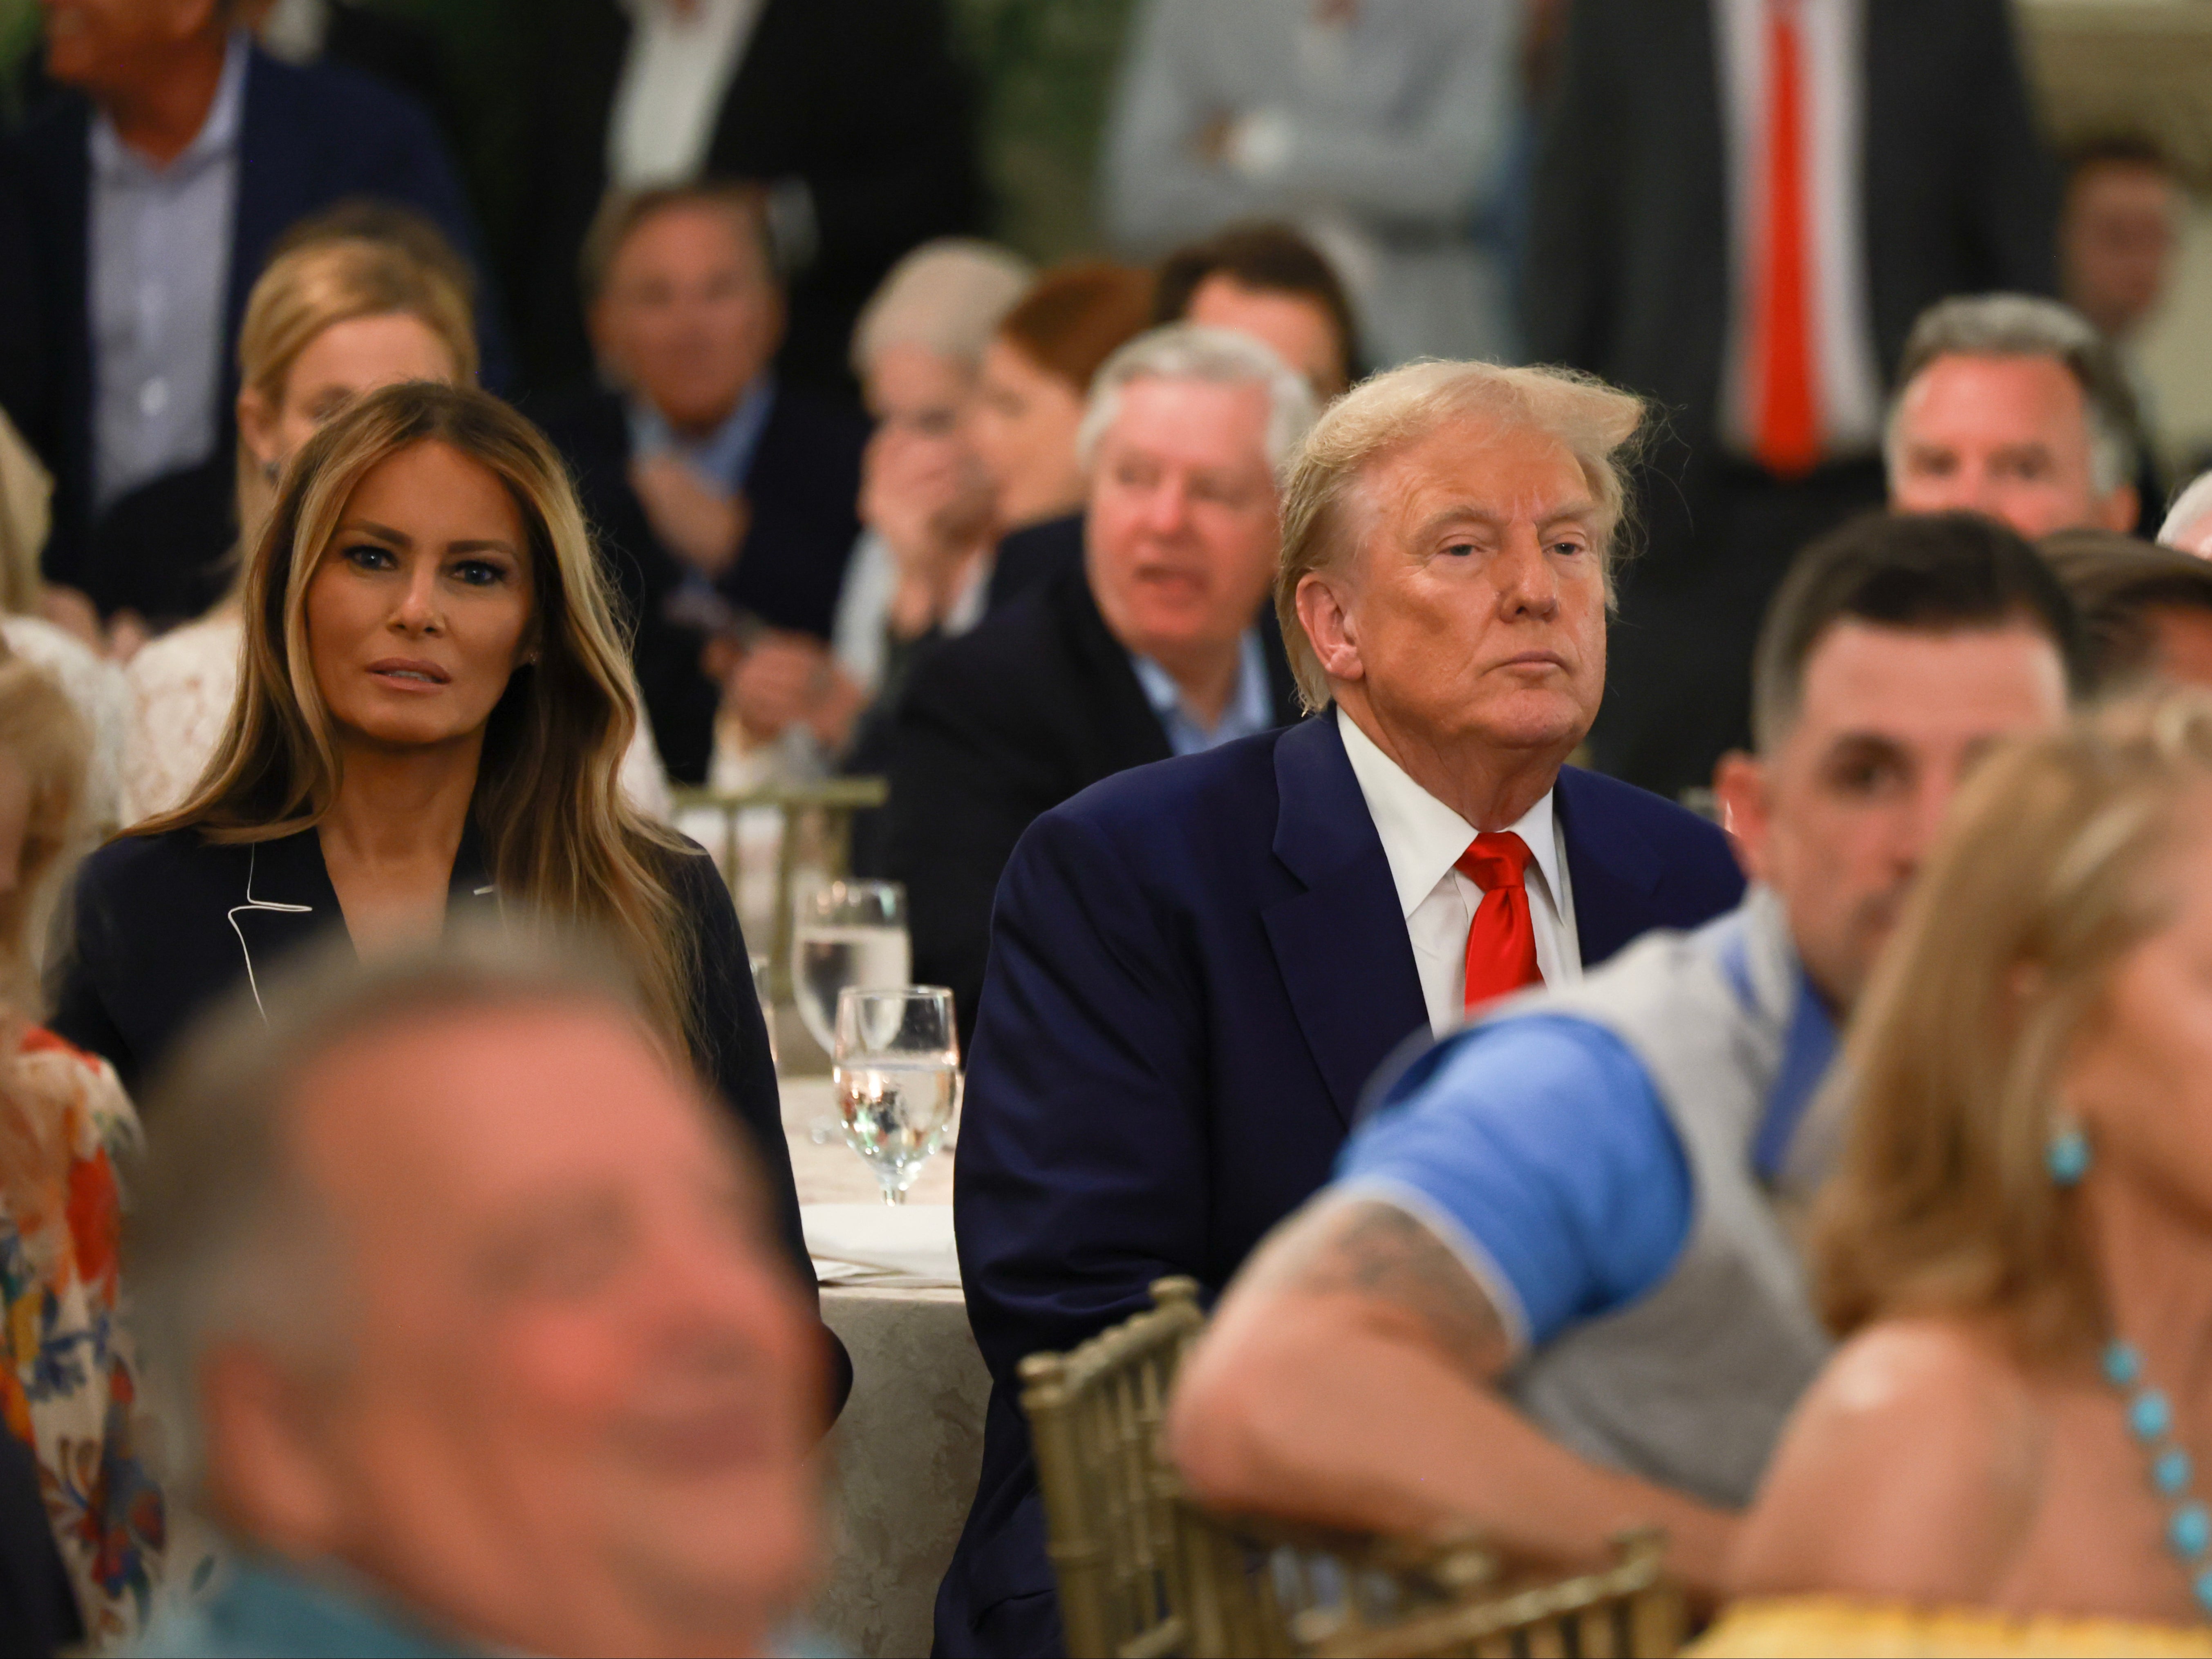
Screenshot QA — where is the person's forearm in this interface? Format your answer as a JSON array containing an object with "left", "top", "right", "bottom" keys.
[{"left": 1172, "top": 1310, "right": 1738, "bottom": 1598}]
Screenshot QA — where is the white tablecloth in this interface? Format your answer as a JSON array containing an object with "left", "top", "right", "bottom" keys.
[{"left": 787, "top": 1079, "right": 987, "bottom": 1659}]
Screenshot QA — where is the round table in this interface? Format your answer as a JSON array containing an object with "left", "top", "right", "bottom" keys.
[{"left": 786, "top": 1079, "right": 986, "bottom": 1659}]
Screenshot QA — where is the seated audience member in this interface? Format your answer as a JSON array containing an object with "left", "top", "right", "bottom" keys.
[
  {"left": 969, "top": 262, "right": 1156, "bottom": 609},
  {"left": 889, "top": 325, "right": 1312, "bottom": 1052},
  {"left": 47, "top": 385, "right": 825, "bottom": 1325},
  {"left": 2158, "top": 467, "right": 2212, "bottom": 559},
  {"left": 1154, "top": 221, "right": 1358, "bottom": 398},
  {"left": 1166, "top": 511, "right": 2079, "bottom": 1607},
  {"left": 112, "top": 230, "right": 669, "bottom": 827},
  {"left": 0, "top": 654, "right": 187, "bottom": 1648},
  {"left": 1709, "top": 690, "right": 2212, "bottom": 1648},
  {"left": 720, "top": 239, "right": 1034, "bottom": 763},
  {"left": 0, "top": 0, "right": 495, "bottom": 624},
  {"left": 2042, "top": 528, "right": 2212, "bottom": 692},
  {"left": 0, "top": 413, "right": 124, "bottom": 830},
  {"left": 517, "top": 0, "right": 981, "bottom": 400},
  {"left": 127, "top": 932, "right": 827, "bottom": 1657},
  {"left": 546, "top": 185, "right": 868, "bottom": 785},
  {"left": 1887, "top": 295, "right": 2142, "bottom": 539},
  {"left": 940, "top": 359, "right": 1748, "bottom": 1655},
  {"left": 2058, "top": 137, "right": 2180, "bottom": 533}
]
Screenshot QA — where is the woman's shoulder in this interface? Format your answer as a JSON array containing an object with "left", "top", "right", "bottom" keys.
[
  {"left": 1730, "top": 1317, "right": 2042, "bottom": 1605},
  {"left": 78, "top": 825, "right": 246, "bottom": 903},
  {"left": 124, "top": 612, "right": 240, "bottom": 695}
]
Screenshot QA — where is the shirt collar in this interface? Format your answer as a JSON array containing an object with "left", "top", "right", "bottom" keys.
[
  {"left": 1129, "top": 628, "right": 1271, "bottom": 749},
  {"left": 90, "top": 29, "right": 251, "bottom": 181},
  {"left": 627, "top": 374, "right": 776, "bottom": 493},
  {"left": 1335, "top": 706, "right": 1563, "bottom": 919}
]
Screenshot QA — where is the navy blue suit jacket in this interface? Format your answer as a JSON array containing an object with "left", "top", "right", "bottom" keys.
[
  {"left": 0, "top": 43, "right": 497, "bottom": 616},
  {"left": 935, "top": 713, "right": 1746, "bottom": 1657}
]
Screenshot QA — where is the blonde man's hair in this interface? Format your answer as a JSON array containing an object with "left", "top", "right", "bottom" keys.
[
  {"left": 1816, "top": 688, "right": 2212, "bottom": 1361},
  {"left": 234, "top": 236, "right": 478, "bottom": 546},
  {"left": 1274, "top": 361, "right": 1646, "bottom": 711},
  {"left": 134, "top": 383, "right": 700, "bottom": 1052}
]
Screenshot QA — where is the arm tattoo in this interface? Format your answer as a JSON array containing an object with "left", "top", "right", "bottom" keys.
[{"left": 1267, "top": 1200, "right": 1509, "bottom": 1378}]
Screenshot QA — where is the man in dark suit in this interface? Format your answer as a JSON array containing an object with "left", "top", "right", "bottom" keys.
[
  {"left": 543, "top": 184, "right": 866, "bottom": 784},
  {"left": 0, "top": 0, "right": 495, "bottom": 623},
  {"left": 887, "top": 326, "right": 1316, "bottom": 1051},
  {"left": 515, "top": 0, "right": 980, "bottom": 403},
  {"left": 1525, "top": 0, "right": 2058, "bottom": 800},
  {"left": 935, "top": 359, "right": 1746, "bottom": 1656}
]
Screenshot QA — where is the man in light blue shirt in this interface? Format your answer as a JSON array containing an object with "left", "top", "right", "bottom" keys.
[{"left": 1169, "top": 510, "right": 2084, "bottom": 1604}]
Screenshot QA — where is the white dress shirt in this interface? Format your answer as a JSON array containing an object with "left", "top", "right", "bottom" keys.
[
  {"left": 1337, "top": 708, "right": 1579, "bottom": 1038},
  {"left": 608, "top": 0, "right": 765, "bottom": 188},
  {"left": 1714, "top": 0, "right": 1883, "bottom": 458}
]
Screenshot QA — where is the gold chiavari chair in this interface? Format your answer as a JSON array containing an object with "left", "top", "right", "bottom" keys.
[{"left": 1023, "top": 1279, "right": 1685, "bottom": 1659}]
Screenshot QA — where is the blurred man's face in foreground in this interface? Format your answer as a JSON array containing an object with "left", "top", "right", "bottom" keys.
[
  {"left": 1888, "top": 353, "right": 2136, "bottom": 539},
  {"left": 1716, "top": 620, "right": 2070, "bottom": 1011},
  {"left": 206, "top": 1000, "right": 824, "bottom": 1657}
]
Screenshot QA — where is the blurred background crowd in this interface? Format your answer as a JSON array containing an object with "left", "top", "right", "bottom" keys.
[{"left": 3, "top": 2, "right": 2212, "bottom": 1657}]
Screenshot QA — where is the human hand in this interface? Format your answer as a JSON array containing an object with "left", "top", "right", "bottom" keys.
[
  {"left": 862, "top": 426, "right": 992, "bottom": 570},
  {"left": 721, "top": 631, "right": 865, "bottom": 749},
  {"left": 631, "top": 456, "right": 749, "bottom": 579}
]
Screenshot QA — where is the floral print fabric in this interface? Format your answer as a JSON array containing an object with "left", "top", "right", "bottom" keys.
[{"left": 0, "top": 1027, "right": 169, "bottom": 1646}]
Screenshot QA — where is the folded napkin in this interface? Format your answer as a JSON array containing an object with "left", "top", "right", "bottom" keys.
[{"left": 803, "top": 1203, "right": 961, "bottom": 1286}]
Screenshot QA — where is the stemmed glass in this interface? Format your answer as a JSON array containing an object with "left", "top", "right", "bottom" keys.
[
  {"left": 832, "top": 986, "right": 961, "bottom": 1205},
  {"left": 792, "top": 880, "right": 910, "bottom": 1058}
]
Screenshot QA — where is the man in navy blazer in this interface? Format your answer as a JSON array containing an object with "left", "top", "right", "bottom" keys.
[
  {"left": 936, "top": 360, "right": 1747, "bottom": 1655},
  {"left": 0, "top": 7, "right": 496, "bottom": 622}
]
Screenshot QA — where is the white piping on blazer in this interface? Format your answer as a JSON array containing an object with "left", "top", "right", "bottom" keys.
[{"left": 227, "top": 845, "right": 312, "bottom": 1021}]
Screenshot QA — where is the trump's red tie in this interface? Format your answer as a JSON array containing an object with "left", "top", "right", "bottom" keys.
[{"left": 1456, "top": 832, "right": 1544, "bottom": 1014}]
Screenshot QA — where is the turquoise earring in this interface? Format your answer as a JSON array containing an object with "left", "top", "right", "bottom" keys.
[{"left": 2048, "top": 1122, "right": 2092, "bottom": 1186}]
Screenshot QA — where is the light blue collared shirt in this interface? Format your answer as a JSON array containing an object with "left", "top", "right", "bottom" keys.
[
  {"left": 626, "top": 373, "right": 777, "bottom": 497},
  {"left": 89, "top": 31, "right": 250, "bottom": 511},
  {"left": 1129, "top": 626, "right": 1272, "bottom": 757}
]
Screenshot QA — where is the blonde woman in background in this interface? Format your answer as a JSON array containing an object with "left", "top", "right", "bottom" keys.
[
  {"left": 0, "top": 411, "right": 127, "bottom": 834},
  {"left": 0, "top": 653, "right": 198, "bottom": 1646},
  {"left": 1703, "top": 691, "right": 2212, "bottom": 1655},
  {"left": 118, "top": 232, "right": 670, "bottom": 825}
]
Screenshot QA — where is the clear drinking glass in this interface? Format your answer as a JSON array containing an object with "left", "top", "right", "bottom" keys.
[
  {"left": 792, "top": 880, "right": 910, "bottom": 1058},
  {"left": 832, "top": 985, "right": 961, "bottom": 1205}
]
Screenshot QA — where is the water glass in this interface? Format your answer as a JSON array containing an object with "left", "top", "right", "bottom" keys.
[
  {"left": 832, "top": 985, "right": 961, "bottom": 1205},
  {"left": 792, "top": 880, "right": 910, "bottom": 1059}
]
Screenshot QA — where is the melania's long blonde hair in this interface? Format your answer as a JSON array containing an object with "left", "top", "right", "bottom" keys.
[
  {"left": 1816, "top": 689, "right": 2212, "bottom": 1360},
  {"left": 134, "top": 382, "right": 696, "bottom": 1049}
]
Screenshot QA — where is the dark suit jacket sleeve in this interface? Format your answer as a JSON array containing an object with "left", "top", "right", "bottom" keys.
[
  {"left": 956, "top": 806, "right": 1211, "bottom": 1385},
  {"left": 1519, "top": 0, "right": 1620, "bottom": 371},
  {"left": 885, "top": 648, "right": 1064, "bottom": 1050},
  {"left": 1957, "top": 0, "right": 2060, "bottom": 295},
  {"left": 47, "top": 859, "right": 136, "bottom": 1092},
  {"left": 667, "top": 845, "right": 810, "bottom": 1285}
]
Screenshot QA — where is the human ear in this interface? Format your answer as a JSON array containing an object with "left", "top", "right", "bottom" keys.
[
  {"left": 1294, "top": 571, "right": 1362, "bottom": 685},
  {"left": 2098, "top": 482, "right": 2142, "bottom": 534},
  {"left": 237, "top": 386, "right": 282, "bottom": 475},
  {"left": 1713, "top": 749, "right": 1773, "bottom": 884},
  {"left": 197, "top": 1345, "right": 352, "bottom": 1555}
]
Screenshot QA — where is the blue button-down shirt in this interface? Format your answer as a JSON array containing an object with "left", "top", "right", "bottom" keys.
[
  {"left": 1129, "top": 626, "right": 1272, "bottom": 757},
  {"left": 1337, "top": 912, "right": 1837, "bottom": 1353},
  {"left": 89, "top": 31, "right": 249, "bottom": 511},
  {"left": 626, "top": 374, "right": 777, "bottom": 496}
]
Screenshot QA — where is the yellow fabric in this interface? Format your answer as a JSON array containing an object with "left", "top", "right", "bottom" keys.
[{"left": 1690, "top": 1596, "right": 2212, "bottom": 1658}]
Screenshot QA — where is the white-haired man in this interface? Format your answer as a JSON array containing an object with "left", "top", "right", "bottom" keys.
[
  {"left": 1887, "top": 293, "right": 2143, "bottom": 539},
  {"left": 934, "top": 360, "right": 1745, "bottom": 1657},
  {"left": 887, "top": 324, "right": 1316, "bottom": 1049}
]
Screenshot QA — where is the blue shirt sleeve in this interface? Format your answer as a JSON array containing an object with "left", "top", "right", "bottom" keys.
[{"left": 1334, "top": 1014, "right": 1693, "bottom": 1351}]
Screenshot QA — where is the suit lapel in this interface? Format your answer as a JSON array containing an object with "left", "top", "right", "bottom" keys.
[
  {"left": 1556, "top": 767, "right": 1663, "bottom": 966},
  {"left": 1261, "top": 716, "right": 1427, "bottom": 1127},
  {"left": 225, "top": 829, "right": 339, "bottom": 1018},
  {"left": 1055, "top": 568, "right": 1173, "bottom": 773}
]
